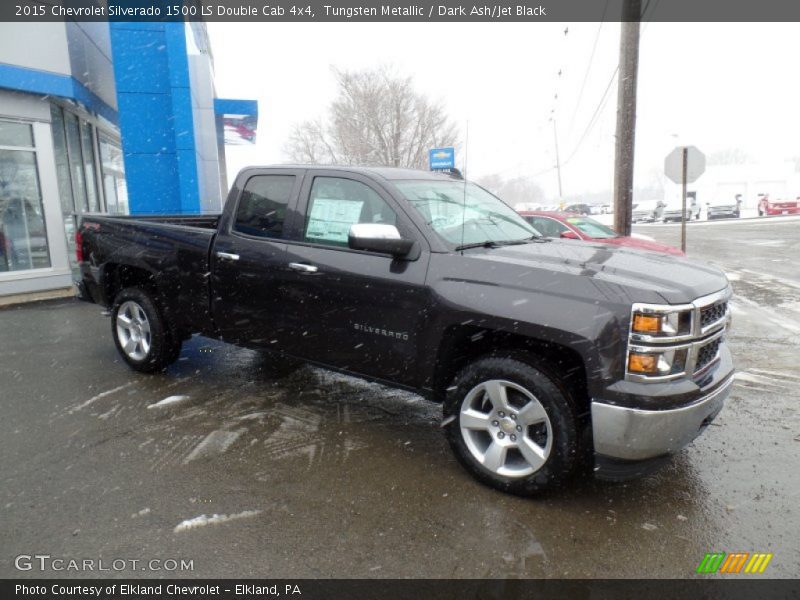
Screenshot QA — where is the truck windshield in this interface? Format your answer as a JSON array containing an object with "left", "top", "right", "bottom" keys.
[{"left": 396, "top": 180, "right": 539, "bottom": 248}]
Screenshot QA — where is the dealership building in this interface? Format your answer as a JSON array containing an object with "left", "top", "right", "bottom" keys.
[{"left": 0, "top": 21, "right": 256, "bottom": 298}]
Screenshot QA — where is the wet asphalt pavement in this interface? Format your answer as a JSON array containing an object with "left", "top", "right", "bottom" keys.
[{"left": 1, "top": 216, "right": 799, "bottom": 579}]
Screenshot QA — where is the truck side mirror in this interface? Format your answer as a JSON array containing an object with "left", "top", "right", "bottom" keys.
[
  {"left": 348, "top": 223, "right": 415, "bottom": 258},
  {"left": 560, "top": 230, "right": 580, "bottom": 240}
]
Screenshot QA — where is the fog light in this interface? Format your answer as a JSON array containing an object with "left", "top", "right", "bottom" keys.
[{"left": 628, "top": 352, "right": 658, "bottom": 374}]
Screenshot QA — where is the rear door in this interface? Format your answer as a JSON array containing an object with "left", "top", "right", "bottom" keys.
[
  {"left": 210, "top": 168, "right": 304, "bottom": 345},
  {"left": 280, "top": 171, "right": 432, "bottom": 386}
]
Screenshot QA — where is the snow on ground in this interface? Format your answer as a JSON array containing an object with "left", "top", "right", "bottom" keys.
[
  {"left": 68, "top": 383, "right": 133, "bottom": 414},
  {"left": 147, "top": 395, "right": 190, "bottom": 409},
  {"left": 182, "top": 429, "right": 242, "bottom": 464},
  {"left": 173, "top": 510, "right": 262, "bottom": 533},
  {"left": 730, "top": 296, "right": 800, "bottom": 337}
]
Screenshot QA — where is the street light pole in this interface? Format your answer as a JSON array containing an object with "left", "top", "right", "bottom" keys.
[{"left": 612, "top": 0, "right": 642, "bottom": 237}]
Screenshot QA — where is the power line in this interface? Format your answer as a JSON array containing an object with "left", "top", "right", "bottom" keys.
[
  {"left": 567, "top": 0, "right": 610, "bottom": 137},
  {"left": 561, "top": 0, "right": 660, "bottom": 169},
  {"left": 563, "top": 64, "right": 618, "bottom": 166}
]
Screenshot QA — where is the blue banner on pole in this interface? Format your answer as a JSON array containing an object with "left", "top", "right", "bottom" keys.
[{"left": 429, "top": 147, "right": 455, "bottom": 170}]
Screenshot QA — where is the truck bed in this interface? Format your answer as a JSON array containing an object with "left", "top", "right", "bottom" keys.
[
  {"left": 78, "top": 213, "right": 219, "bottom": 336},
  {"left": 90, "top": 213, "right": 221, "bottom": 229}
]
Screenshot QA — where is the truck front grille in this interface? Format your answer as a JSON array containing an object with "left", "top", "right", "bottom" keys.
[
  {"left": 695, "top": 337, "right": 722, "bottom": 372},
  {"left": 701, "top": 301, "right": 727, "bottom": 329}
]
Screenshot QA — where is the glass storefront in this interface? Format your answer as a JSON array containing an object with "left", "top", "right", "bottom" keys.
[
  {"left": 0, "top": 103, "right": 126, "bottom": 291},
  {"left": 80, "top": 120, "right": 101, "bottom": 212},
  {"left": 50, "top": 106, "right": 78, "bottom": 265},
  {"left": 63, "top": 111, "right": 88, "bottom": 214},
  {"left": 0, "top": 120, "right": 50, "bottom": 273},
  {"left": 50, "top": 104, "right": 127, "bottom": 268},
  {"left": 99, "top": 134, "right": 128, "bottom": 215}
]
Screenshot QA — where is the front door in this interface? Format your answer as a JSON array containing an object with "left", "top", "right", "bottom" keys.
[{"left": 281, "top": 172, "right": 431, "bottom": 387}]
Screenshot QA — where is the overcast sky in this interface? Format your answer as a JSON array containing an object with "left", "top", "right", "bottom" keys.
[{"left": 208, "top": 22, "right": 800, "bottom": 200}]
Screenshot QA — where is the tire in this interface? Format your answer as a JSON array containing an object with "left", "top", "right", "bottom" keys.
[
  {"left": 443, "top": 355, "right": 581, "bottom": 495},
  {"left": 111, "top": 287, "right": 181, "bottom": 373}
]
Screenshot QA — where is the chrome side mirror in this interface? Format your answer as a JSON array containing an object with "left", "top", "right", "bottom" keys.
[{"left": 348, "top": 223, "right": 415, "bottom": 257}]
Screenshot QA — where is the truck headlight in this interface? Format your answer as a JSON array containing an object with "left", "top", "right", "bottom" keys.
[
  {"left": 628, "top": 347, "right": 688, "bottom": 376},
  {"left": 631, "top": 310, "right": 691, "bottom": 337}
]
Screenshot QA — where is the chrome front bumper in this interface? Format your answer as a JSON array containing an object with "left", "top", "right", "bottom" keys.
[{"left": 591, "top": 375, "right": 733, "bottom": 461}]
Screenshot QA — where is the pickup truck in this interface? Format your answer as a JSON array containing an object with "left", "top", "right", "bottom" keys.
[{"left": 77, "top": 166, "right": 734, "bottom": 495}]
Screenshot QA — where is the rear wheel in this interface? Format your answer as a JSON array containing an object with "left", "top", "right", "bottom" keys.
[
  {"left": 112, "top": 287, "right": 181, "bottom": 373},
  {"left": 443, "top": 356, "right": 581, "bottom": 495}
]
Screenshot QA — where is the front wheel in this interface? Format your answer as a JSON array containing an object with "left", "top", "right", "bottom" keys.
[
  {"left": 443, "top": 356, "right": 581, "bottom": 495},
  {"left": 112, "top": 287, "right": 181, "bottom": 373}
]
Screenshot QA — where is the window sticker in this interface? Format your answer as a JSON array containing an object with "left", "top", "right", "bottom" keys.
[{"left": 306, "top": 198, "right": 364, "bottom": 244}]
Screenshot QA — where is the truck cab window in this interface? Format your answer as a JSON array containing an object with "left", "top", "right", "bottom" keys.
[
  {"left": 303, "top": 177, "right": 397, "bottom": 247},
  {"left": 234, "top": 175, "right": 296, "bottom": 238}
]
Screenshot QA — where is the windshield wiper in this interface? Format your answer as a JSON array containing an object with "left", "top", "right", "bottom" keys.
[{"left": 455, "top": 236, "right": 543, "bottom": 252}]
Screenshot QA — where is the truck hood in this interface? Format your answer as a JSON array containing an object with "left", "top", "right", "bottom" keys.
[
  {"left": 599, "top": 235, "right": 684, "bottom": 256},
  {"left": 465, "top": 239, "right": 729, "bottom": 304}
]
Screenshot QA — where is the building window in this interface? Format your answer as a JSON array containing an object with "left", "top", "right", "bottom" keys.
[
  {"left": 99, "top": 135, "right": 127, "bottom": 215},
  {"left": 50, "top": 104, "right": 126, "bottom": 267},
  {"left": 62, "top": 111, "right": 89, "bottom": 213},
  {"left": 0, "top": 120, "right": 51, "bottom": 272},
  {"left": 50, "top": 106, "right": 78, "bottom": 265},
  {"left": 80, "top": 120, "right": 101, "bottom": 212}
]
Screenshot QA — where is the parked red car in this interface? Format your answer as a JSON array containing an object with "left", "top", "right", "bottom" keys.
[
  {"left": 518, "top": 211, "right": 684, "bottom": 256},
  {"left": 758, "top": 194, "right": 800, "bottom": 216}
]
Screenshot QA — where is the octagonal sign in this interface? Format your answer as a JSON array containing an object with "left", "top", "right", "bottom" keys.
[{"left": 665, "top": 146, "right": 705, "bottom": 184}]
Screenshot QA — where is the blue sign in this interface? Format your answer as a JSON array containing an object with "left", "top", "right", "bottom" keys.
[{"left": 429, "top": 147, "right": 455, "bottom": 170}]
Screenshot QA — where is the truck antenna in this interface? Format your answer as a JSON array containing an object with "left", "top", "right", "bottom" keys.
[{"left": 460, "top": 121, "right": 469, "bottom": 251}]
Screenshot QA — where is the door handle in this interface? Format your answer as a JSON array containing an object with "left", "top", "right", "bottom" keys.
[
  {"left": 216, "top": 252, "right": 240, "bottom": 261},
  {"left": 288, "top": 262, "right": 318, "bottom": 273}
]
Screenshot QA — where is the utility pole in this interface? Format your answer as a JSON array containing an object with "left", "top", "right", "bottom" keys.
[
  {"left": 552, "top": 119, "right": 563, "bottom": 205},
  {"left": 612, "top": 0, "right": 642, "bottom": 236}
]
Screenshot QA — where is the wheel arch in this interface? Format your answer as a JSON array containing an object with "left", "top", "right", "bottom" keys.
[
  {"left": 430, "top": 324, "right": 590, "bottom": 416},
  {"left": 102, "top": 263, "right": 159, "bottom": 307}
]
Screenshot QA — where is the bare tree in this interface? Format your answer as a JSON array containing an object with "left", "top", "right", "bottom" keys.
[{"left": 285, "top": 66, "right": 458, "bottom": 169}]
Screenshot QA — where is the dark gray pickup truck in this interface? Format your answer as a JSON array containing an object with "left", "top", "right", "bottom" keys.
[{"left": 77, "top": 165, "right": 734, "bottom": 495}]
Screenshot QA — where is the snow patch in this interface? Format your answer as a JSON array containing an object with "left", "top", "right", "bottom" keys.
[
  {"left": 69, "top": 383, "right": 132, "bottom": 414},
  {"left": 173, "top": 510, "right": 262, "bottom": 533},
  {"left": 236, "top": 411, "right": 268, "bottom": 421},
  {"left": 734, "top": 371, "right": 785, "bottom": 388},
  {"left": 182, "top": 430, "right": 242, "bottom": 464},
  {"left": 748, "top": 368, "right": 800, "bottom": 382},
  {"left": 148, "top": 395, "right": 190, "bottom": 409}
]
